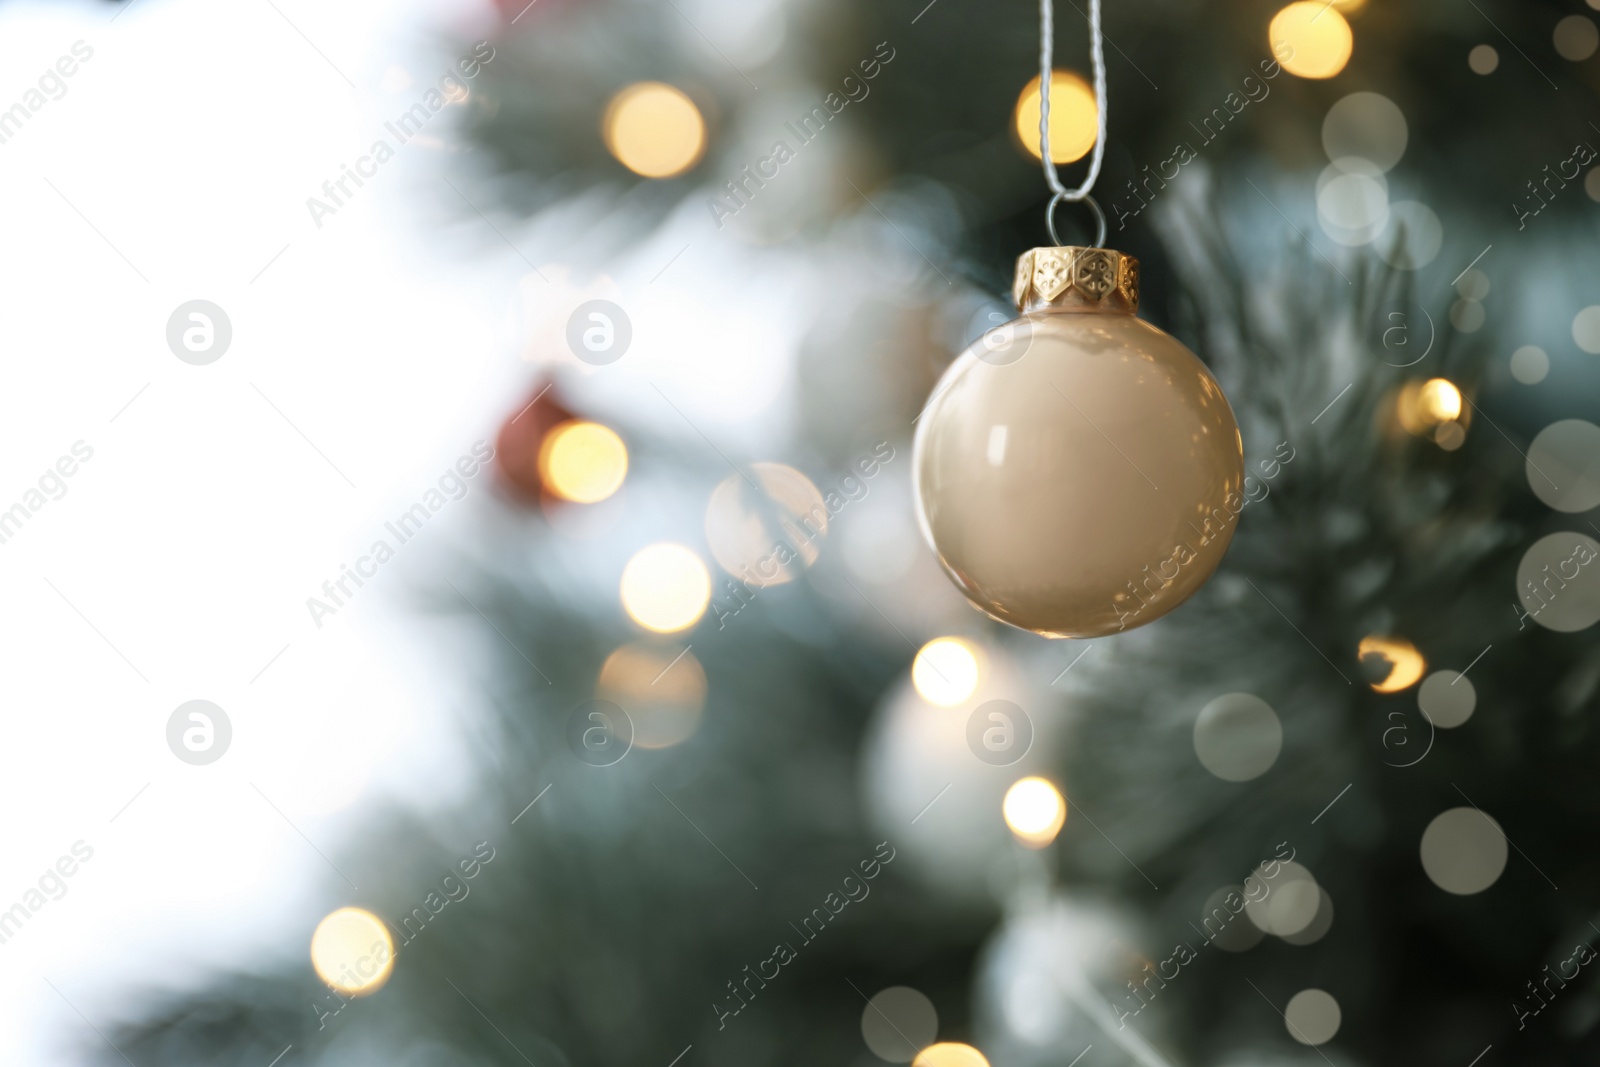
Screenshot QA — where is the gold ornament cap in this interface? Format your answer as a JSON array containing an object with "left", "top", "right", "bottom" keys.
[{"left": 1013, "top": 246, "right": 1139, "bottom": 314}]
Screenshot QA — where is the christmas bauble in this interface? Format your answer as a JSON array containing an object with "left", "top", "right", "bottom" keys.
[{"left": 913, "top": 246, "right": 1243, "bottom": 638}]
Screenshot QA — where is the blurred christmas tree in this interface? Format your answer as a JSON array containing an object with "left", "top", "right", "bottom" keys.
[{"left": 95, "top": 0, "right": 1600, "bottom": 1065}]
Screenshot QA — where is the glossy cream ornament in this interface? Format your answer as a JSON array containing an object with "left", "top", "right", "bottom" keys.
[{"left": 913, "top": 246, "right": 1243, "bottom": 638}]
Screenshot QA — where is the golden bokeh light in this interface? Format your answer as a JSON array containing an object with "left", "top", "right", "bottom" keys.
[
  {"left": 1359, "top": 635, "right": 1427, "bottom": 693},
  {"left": 1003, "top": 776, "right": 1067, "bottom": 848},
  {"left": 1270, "top": 2, "right": 1354, "bottom": 79},
  {"left": 704, "top": 462, "right": 826, "bottom": 588},
  {"left": 913, "top": 1044, "right": 993, "bottom": 1067},
  {"left": 1397, "top": 379, "right": 1467, "bottom": 438},
  {"left": 539, "top": 421, "right": 628, "bottom": 504},
  {"left": 911, "top": 637, "right": 981, "bottom": 707},
  {"left": 597, "top": 642, "right": 707, "bottom": 749},
  {"left": 603, "top": 82, "right": 706, "bottom": 178},
  {"left": 1435, "top": 420, "right": 1467, "bottom": 451},
  {"left": 1419, "top": 379, "right": 1462, "bottom": 423},
  {"left": 310, "top": 907, "right": 395, "bottom": 997},
  {"left": 1014, "top": 71, "right": 1098, "bottom": 164},
  {"left": 621, "top": 543, "right": 712, "bottom": 633}
]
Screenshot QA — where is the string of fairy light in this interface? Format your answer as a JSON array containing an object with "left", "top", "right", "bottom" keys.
[{"left": 305, "top": 392, "right": 1449, "bottom": 1000}]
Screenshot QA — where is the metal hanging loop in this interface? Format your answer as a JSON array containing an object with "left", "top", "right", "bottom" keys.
[{"left": 1047, "top": 191, "right": 1107, "bottom": 249}]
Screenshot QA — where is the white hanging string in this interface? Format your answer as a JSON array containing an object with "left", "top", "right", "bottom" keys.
[{"left": 1039, "top": 0, "right": 1108, "bottom": 245}]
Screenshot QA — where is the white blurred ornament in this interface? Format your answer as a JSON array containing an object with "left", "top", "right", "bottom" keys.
[
  {"left": 861, "top": 643, "right": 1064, "bottom": 902},
  {"left": 975, "top": 896, "right": 1179, "bottom": 1067}
]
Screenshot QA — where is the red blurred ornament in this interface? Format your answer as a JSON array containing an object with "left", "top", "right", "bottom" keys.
[{"left": 494, "top": 380, "right": 575, "bottom": 504}]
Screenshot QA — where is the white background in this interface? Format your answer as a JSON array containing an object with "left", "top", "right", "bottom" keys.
[{"left": 0, "top": 0, "right": 607, "bottom": 1059}]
